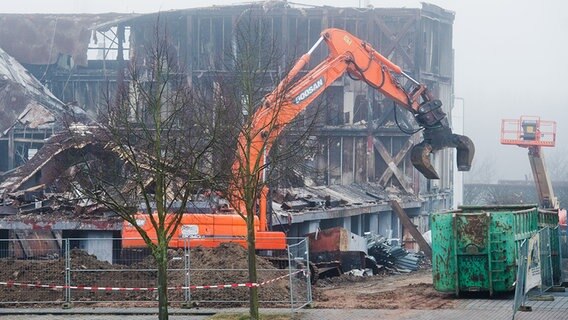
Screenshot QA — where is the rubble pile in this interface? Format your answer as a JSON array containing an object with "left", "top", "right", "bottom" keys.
[{"left": 0, "top": 244, "right": 292, "bottom": 306}]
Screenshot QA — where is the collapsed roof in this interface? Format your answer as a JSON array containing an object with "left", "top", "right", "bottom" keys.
[
  {"left": 0, "top": 13, "right": 138, "bottom": 66},
  {"left": 0, "top": 46, "right": 66, "bottom": 135}
]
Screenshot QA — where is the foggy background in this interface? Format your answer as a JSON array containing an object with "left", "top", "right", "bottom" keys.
[{"left": 3, "top": 0, "right": 567, "bottom": 183}]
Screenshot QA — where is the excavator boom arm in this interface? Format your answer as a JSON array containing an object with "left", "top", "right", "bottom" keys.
[
  {"left": 230, "top": 28, "right": 475, "bottom": 228},
  {"left": 229, "top": 38, "right": 352, "bottom": 221}
]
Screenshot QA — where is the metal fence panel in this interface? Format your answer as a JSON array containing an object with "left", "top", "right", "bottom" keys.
[
  {"left": 185, "top": 237, "right": 300, "bottom": 307},
  {"left": 287, "top": 237, "right": 312, "bottom": 310},
  {"left": 0, "top": 238, "right": 66, "bottom": 304},
  {"left": 558, "top": 225, "right": 567, "bottom": 284},
  {"left": 0, "top": 236, "right": 311, "bottom": 308},
  {"left": 512, "top": 239, "right": 528, "bottom": 319},
  {"left": 512, "top": 227, "right": 559, "bottom": 319},
  {"left": 551, "top": 226, "right": 562, "bottom": 286},
  {"left": 539, "top": 228, "right": 553, "bottom": 293},
  {"left": 68, "top": 238, "right": 165, "bottom": 303}
]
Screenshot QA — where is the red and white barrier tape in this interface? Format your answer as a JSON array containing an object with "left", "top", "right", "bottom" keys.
[
  {"left": 0, "top": 269, "right": 305, "bottom": 291},
  {"left": 259, "top": 269, "right": 303, "bottom": 286}
]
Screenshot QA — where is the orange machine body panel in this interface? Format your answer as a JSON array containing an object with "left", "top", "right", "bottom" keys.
[{"left": 122, "top": 213, "right": 287, "bottom": 250}]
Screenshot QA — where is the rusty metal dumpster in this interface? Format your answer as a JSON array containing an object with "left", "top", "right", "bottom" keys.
[{"left": 431, "top": 205, "right": 539, "bottom": 296}]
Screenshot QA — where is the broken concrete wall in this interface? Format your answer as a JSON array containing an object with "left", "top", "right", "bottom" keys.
[
  {"left": 1, "top": 4, "right": 455, "bottom": 198},
  {"left": 0, "top": 14, "right": 136, "bottom": 67},
  {"left": 0, "top": 3, "right": 456, "bottom": 249}
]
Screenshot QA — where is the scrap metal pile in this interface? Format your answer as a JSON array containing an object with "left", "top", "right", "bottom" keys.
[
  {"left": 365, "top": 233, "right": 423, "bottom": 273},
  {"left": 308, "top": 227, "right": 425, "bottom": 280}
]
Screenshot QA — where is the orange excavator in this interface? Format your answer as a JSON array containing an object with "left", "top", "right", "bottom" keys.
[{"left": 122, "top": 28, "right": 475, "bottom": 251}]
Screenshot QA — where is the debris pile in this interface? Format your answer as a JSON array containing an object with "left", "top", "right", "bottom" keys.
[
  {"left": 366, "top": 233, "right": 423, "bottom": 272},
  {"left": 0, "top": 244, "right": 293, "bottom": 306}
]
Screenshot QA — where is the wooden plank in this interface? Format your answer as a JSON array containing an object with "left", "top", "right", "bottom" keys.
[
  {"left": 390, "top": 200, "right": 432, "bottom": 258},
  {"left": 372, "top": 15, "right": 416, "bottom": 69},
  {"left": 374, "top": 137, "right": 413, "bottom": 193},
  {"left": 378, "top": 134, "right": 418, "bottom": 185}
]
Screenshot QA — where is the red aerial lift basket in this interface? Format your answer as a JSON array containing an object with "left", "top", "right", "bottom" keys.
[{"left": 500, "top": 116, "right": 556, "bottom": 147}]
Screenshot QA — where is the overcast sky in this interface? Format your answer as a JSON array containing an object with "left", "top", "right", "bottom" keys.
[{"left": 3, "top": 0, "right": 568, "bottom": 181}]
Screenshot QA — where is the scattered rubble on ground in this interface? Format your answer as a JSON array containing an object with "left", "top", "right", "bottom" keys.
[
  {"left": 0, "top": 241, "right": 458, "bottom": 310},
  {"left": 308, "top": 227, "right": 425, "bottom": 281},
  {"left": 313, "top": 269, "right": 456, "bottom": 310}
]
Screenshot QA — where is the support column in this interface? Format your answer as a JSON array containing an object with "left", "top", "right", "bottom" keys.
[
  {"left": 307, "top": 220, "right": 320, "bottom": 234},
  {"left": 342, "top": 217, "right": 351, "bottom": 232},
  {"left": 369, "top": 213, "right": 379, "bottom": 234},
  {"left": 379, "top": 211, "right": 392, "bottom": 237},
  {"left": 7, "top": 130, "right": 14, "bottom": 170},
  {"left": 300, "top": 220, "right": 320, "bottom": 236},
  {"left": 354, "top": 215, "right": 362, "bottom": 235},
  {"left": 367, "top": 88, "right": 375, "bottom": 182}
]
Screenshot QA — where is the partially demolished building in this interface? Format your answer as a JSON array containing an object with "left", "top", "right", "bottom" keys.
[{"left": 0, "top": 2, "right": 457, "bottom": 258}]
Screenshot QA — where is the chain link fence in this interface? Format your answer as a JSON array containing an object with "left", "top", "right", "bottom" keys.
[{"left": 0, "top": 237, "right": 312, "bottom": 308}]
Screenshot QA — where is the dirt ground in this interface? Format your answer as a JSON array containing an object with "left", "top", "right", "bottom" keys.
[
  {"left": 313, "top": 268, "right": 457, "bottom": 309},
  {"left": 0, "top": 244, "right": 291, "bottom": 305},
  {"left": 0, "top": 246, "right": 455, "bottom": 310}
]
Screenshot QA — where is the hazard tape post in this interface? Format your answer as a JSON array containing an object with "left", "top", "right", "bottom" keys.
[{"left": 0, "top": 237, "right": 312, "bottom": 308}]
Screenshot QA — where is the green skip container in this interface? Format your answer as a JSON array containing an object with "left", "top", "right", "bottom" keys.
[{"left": 431, "top": 205, "right": 539, "bottom": 296}]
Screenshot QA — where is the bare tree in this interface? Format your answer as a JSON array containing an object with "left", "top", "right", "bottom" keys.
[
  {"left": 546, "top": 147, "right": 568, "bottom": 182},
  {"left": 464, "top": 155, "right": 497, "bottom": 184},
  {"left": 200, "top": 9, "right": 321, "bottom": 319},
  {"left": 66, "top": 22, "right": 216, "bottom": 320}
]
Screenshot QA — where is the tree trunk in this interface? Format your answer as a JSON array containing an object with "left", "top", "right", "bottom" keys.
[
  {"left": 156, "top": 244, "right": 169, "bottom": 320},
  {"left": 247, "top": 213, "right": 259, "bottom": 320}
]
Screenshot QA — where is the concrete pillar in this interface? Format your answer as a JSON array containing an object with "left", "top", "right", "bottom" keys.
[
  {"left": 369, "top": 213, "right": 379, "bottom": 234},
  {"left": 343, "top": 216, "right": 351, "bottom": 231},
  {"left": 8, "top": 130, "right": 14, "bottom": 170},
  {"left": 379, "top": 211, "right": 392, "bottom": 237},
  {"left": 354, "top": 215, "right": 362, "bottom": 235},
  {"left": 299, "top": 220, "right": 321, "bottom": 236},
  {"left": 307, "top": 220, "right": 320, "bottom": 234}
]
